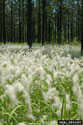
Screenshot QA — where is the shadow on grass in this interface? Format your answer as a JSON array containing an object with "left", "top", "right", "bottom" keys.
[
  {"left": 70, "top": 50, "right": 81, "bottom": 59},
  {"left": 62, "top": 50, "right": 82, "bottom": 59}
]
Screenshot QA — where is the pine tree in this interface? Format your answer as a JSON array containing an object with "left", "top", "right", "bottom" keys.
[
  {"left": 3, "top": 0, "right": 6, "bottom": 44},
  {"left": 81, "top": 0, "right": 83, "bottom": 54},
  {"left": 38, "top": 0, "right": 41, "bottom": 43},
  {"left": 19, "top": 0, "right": 21, "bottom": 43},
  {"left": 27, "top": 0, "right": 33, "bottom": 48},
  {"left": 0, "top": 0, "right": 2, "bottom": 42},
  {"left": 11, "top": 0, "right": 13, "bottom": 42},
  {"left": 42, "top": 0, "right": 46, "bottom": 45}
]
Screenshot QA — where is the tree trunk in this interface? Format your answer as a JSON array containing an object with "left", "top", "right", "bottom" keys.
[
  {"left": 19, "top": 0, "right": 21, "bottom": 43},
  {"left": 42, "top": 0, "right": 46, "bottom": 46},
  {"left": 57, "top": 0, "right": 62, "bottom": 44},
  {"left": 3, "top": 0, "right": 6, "bottom": 44},
  {"left": 45, "top": 11, "right": 48, "bottom": 43},
  {"left": 59, "top": 0, "right": 62, "bottom": 44},
  {"left": 38, "top": 0, "right": 41, "bottom": 43},
  {"left": 0, "top": 0, "right": 2, "bottom": 42},
  {"left": 57, "top": 12, "right": 59, "bottom": 43},
  {"left": 71, "top": 21, "right": 73, "bottom": 42},
  {"left": 22, "top": 0, "right": 24, "bottom": 42},
  {"left": 76, "top": 20, "right": 78, "bottom": 38},
  {"left": 64, "top": 23, "right": 67, "bottom": 42},
  {"left": 27, "top": 0, "right": 33, "bottom": 48},
  {"left": 14, "top": 14, "right": 16, "bottom": 43},
  {"left": 55, "top": 11, "right": 57, "bottom": 43},
  {"left": 32, "top": 1, "right": 35, "bottom": 43},
  {"left": 81, "top": 0, "right": 83, "bottom": 54},
  {"left": 48, "top": 17, "right": 51, "bottom": 43},
  {"left": 77, "top": 1, "right": 80, "bottom": 41},
  {"left": 68, "top": 10, "right": 70, "bottom": 43},
  {"left": 11, "top": 0, "right": 13, "bottom": 42}
]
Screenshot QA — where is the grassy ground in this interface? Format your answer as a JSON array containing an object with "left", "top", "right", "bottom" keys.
[{"left": 0, "top": 44, "right": 83, "bottom": 125}]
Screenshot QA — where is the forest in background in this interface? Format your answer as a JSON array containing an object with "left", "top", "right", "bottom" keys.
[{"left": 0, "top": 0, "right": 83, "bottom": 53}]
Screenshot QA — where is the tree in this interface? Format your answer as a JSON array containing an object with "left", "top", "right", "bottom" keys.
[
  {"left": 19, "top": 0, "right": 21, "bottom": 43},
  {"left": 3, "top": 0, "right": 6, "bottom": 44},
  {"left": 48, "top": 17, "right": 51, "bottom": 43},
  {"left": 42, "top": 0, "right": 46, "bottom": 45},
  {"left": 77, "top": 0, "right": 80, "bottom": 41},
  {"left": 27, "top": 0, "right": 33, "bottom": 48},
  {"left": 11, "top": 0, "right": 13, "bottom": 42},
  {"left": 67, "top": 7, "right": 70, "bottom": 43},
  {"left": 38, "top": 0, "right": 41, "bottom": 43},
  {"left": 54, "top": 3, "right": 57, "bottom": 43},
  {"left": 13, "top": 5, "right": 16, "bottom": 43},
  {"left": 59, "top": 0, "right": 62, "bottom": 44},
  {"left": 22, "top": 0, "right": 24, "bottom": 42},
  {"left": 81, "top": 0, "right": 83, "bottom": 54},
  {"left": 32, "top": 0, "right": 36, "bottom": 43},
  {"left": 0, "top": 0, "right": 2, "bottom": 43},
  {"left": 57, "top": 0, "right": 62, "bottom": 44}
]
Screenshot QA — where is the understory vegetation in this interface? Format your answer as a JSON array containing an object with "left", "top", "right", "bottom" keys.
[{"left": 0, "top": 45, "right": 83, "bottom": 125}]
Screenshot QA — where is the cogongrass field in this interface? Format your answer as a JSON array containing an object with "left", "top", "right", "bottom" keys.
[{"left": 0, "top": 44, "right": 83, "bottom": 125}]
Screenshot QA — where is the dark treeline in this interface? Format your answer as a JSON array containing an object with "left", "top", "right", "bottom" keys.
[{"left": 0, "top": 0, "right": 83, "bottom": 53}]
